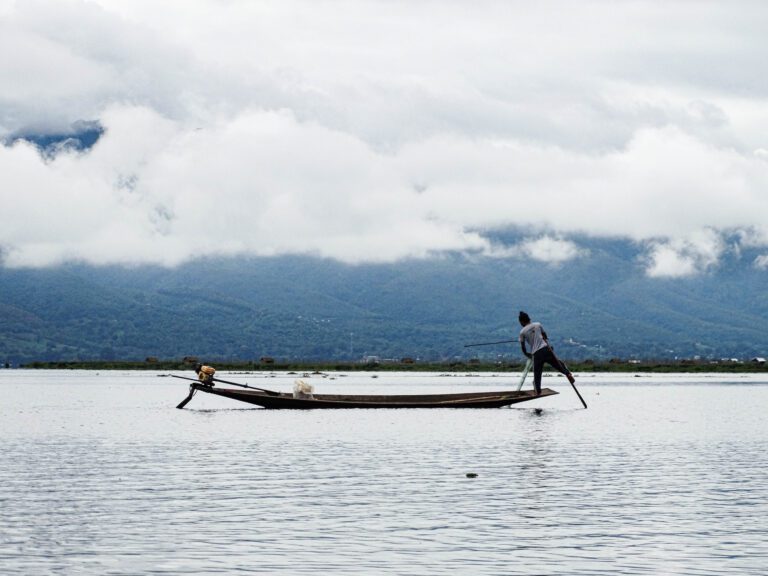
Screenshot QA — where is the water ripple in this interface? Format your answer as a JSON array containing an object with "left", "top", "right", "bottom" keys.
[{"left": 1, "top": 371, "right": 767, "bottom": 574}]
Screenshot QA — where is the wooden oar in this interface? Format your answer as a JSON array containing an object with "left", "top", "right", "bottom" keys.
[
  {"left": 167, "top": 374, "right": 282, "bottom": 396},
  {"left": 548, "top": 347, "right": 587, "bottom": 409},
  {"left": 570, "top": 381, "right": 588, "bottom": 409}
]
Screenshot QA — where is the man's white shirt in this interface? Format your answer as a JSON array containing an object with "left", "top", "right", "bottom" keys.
[{"left": 519, "top": 322, "right": 548, "bottom": 354}]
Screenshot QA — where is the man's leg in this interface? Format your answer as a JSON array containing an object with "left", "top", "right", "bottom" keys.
[{"left": 543, "top": 347, "right": 575, "bottom": 384}]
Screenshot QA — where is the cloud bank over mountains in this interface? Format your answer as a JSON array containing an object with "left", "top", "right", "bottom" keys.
[{"left": 2, "top": 0, "right": 768, "bottom": 275}]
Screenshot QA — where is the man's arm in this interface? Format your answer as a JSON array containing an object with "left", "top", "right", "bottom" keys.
[
  {"left": 541, "top": 329, "right": 557, "bottom": 353},
  {"left": 520, "top": 341, "right": 532, "bottom": 359}
]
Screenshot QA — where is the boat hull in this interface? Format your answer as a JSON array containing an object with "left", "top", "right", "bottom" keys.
[{"left": 188, "top": 383, "right": 558, "bottom": 409}]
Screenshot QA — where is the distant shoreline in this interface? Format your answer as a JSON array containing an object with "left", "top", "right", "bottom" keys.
[{"left": 17, "top": 359, "right": 768, "bottom": 373}]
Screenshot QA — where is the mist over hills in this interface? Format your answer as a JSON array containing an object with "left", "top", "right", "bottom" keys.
[{"left": 1, "top": 236, "right": 767, "bottom": 365}]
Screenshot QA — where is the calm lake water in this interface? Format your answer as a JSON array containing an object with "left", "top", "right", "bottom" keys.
[{"left": 1, "top": 370, "right": 767, "bottom": 575}]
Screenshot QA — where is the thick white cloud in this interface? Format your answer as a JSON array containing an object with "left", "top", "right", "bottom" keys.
[
  {"left": 1, "top": 105, "right": 491, "bottom": 266},
  {"left": 2, "top": 0, "right": 768, "bottom": 274}
]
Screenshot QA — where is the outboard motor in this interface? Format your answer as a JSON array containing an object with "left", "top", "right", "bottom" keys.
[{"left": 195, "top": 363, "right": 216, "bottom": 386}]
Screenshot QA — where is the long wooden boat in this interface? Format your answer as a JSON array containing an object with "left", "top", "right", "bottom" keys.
[{"left": 178, "top": 381, "right": 558, "bottom": 409}]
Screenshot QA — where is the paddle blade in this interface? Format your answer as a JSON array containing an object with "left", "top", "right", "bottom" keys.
[{"left": 570, "top": 382, "right": 587, "bottom": 409}]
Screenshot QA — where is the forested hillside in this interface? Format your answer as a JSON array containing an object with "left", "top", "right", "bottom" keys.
[{"left": 2, "top": 238, "right": 767, "bottom": 364}]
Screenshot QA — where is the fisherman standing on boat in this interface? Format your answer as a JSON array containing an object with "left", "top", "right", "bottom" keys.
[{"left": 518, "top": 311, "right": 575, "bottom": 396}]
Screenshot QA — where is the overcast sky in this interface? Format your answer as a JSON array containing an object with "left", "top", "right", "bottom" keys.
[{"left": 2, "top": 0, "right": 768, "bottom": 276}]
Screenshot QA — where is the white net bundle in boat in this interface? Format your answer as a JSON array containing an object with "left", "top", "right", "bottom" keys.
[{"left": 293, "top": 379, "right": 314, "bottom": 399}]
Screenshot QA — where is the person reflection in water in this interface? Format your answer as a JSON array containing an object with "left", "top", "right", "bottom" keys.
[{"left": 518, "top": 311, "right": 575, "bottom": 396}]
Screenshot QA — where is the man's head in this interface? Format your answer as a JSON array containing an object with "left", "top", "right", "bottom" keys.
[{"left": 518, "top": 311, "right": 530, "bottom": 326}]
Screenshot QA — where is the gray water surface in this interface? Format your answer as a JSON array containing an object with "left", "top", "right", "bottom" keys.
[{"left": 1, "top": 370, "right": 766, "bottom": 575}]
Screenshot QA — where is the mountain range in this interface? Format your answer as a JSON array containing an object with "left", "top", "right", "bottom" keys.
[{"left": 1, "top": 236, "right": 767, "bottom": 365}]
